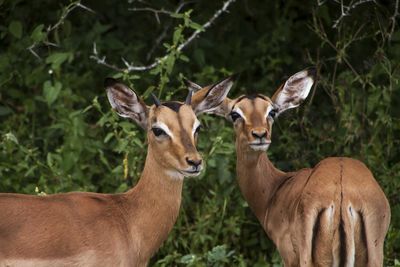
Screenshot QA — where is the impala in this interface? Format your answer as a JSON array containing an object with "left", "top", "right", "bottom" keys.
[
  {"left": 0, "top": 78, "right": 228, "bottom": 267},
  {"left": 190, "top": 69, "right": 390, "bottom": 267}
]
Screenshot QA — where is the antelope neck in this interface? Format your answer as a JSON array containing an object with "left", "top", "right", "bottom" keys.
[
  {"left": 235, "top": 139, "right": 286, "bottom": 223},
  {"left": 124, "top": 149, "right": 184, "bottom": 259}
]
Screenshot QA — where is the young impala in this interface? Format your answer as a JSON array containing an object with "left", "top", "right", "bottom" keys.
[
  {"left": 0, "top": 78, "right": 228, "bottom": 267},
  {"left": 189, "top": 69, "right": 390, "bottom": 267}
]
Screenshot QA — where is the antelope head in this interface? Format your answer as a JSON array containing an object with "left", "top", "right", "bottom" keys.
[
  {"left": 189, "top": 68, "right": 316, "bottom": 152},
  {"left": 105, "top": 78, "right": 228, "bottom": 178}
]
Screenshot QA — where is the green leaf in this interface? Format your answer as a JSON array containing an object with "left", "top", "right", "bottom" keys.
[
  {"left": 46, "top": 153, "right": 54, "bottom": 168},
  {"left": 128, "top": 74, "right": 140, "bottom": 80},
  {"left": 207, "top": 245, "right": 231, "bottom": 263},
  {"left": 9, "top": 21, "right": 23, "bottom": 39},
  {"left": 170, "top": 13, "right": 184, "bottom": 18},
  {"left": 31, "top": 24, "right": 45, "bottom": 42},
  {"left": 45, "top": 52, "right": 71, "bottom": 69},
  {"left": 165, "top": 55, "right": 176, "bottom": 75},
  {"left": 179, "top": 254, "right": 197, "bottom": 264},
  {"left": 150, "top": 65, "right": 161, "bottom": 75},
  {"left": 43, "top": 80, "right": 62, "bottom": 105},
  {"left": 0, "top": 105, "right": 12, "bottom": 116},
  {"left": 173, "top": 27, "right": 183, "bottom": 45},
  {"left": 104, "top": 132, "right": 114, "bottom": 143},
  {"left": 179, "top": 54, "right": 189, "bottom": 62},
  {"left": 189, "top": 22, "right": 204, "bottom": 31},
  {"left": 4, "top": 132, "right": 19, "bottom": 145}
]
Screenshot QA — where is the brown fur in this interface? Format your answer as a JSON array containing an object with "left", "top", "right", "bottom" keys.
[
  {"left": 232, "top": 99, "right": 390, "bottom": 267},
  {"left": 192, "top": 70, "right": 391, "bottom": 267},
  {"left": 0, "top": 83, "right": 205, "bottom": 266}
]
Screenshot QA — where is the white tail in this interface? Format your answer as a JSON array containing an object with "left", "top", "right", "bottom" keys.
[{"left": 191, "top": 69, "right": 391, "bottom": 266}]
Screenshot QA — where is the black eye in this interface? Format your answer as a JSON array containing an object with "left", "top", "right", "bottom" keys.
[
  {"left": 194, "top": 125, "right": 202, "bottom": 135},
  {"left": 230, "top": 111, "right": 242, "bottom": 122},
  {"left": 268, "top": 109, "right": 277, "bottom": 119},
  {"left": 152, "top": 127, "right": 167, "bottom": 137}
]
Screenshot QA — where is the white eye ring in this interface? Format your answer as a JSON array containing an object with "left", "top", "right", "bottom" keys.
[
  {"left": 151, "top": 122, "right": 173, "bottom": 139},
  {"left": 231, "top": 108, "right": 246, "bottom": 122},
  {"left": 265, "top": 105, "right": 277, "bottom": 120},
  {"left": 192, "top": 120, "right": 201, "bottom": 136}
]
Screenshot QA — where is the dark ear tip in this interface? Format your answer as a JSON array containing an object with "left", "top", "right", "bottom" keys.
[
  {"left": 104, "top": 77, "right": 119, "bottom": 88},
  {"left": 229, "top": 73, "right": 239, "bottom": 81},
  {"left": 306, "top": 67, "right": 317, "bottom": 79},
  {"left": 213, "top": 73, "right": 238, "bottom": 87},
  {"left": 183, "top": 78, "right": 194, "bottom": 88}
]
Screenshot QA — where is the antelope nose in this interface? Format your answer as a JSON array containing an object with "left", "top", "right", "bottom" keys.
[
  {"left": 186, "top": 157, "right": 202, "bottom": 168},
  {"left": 251, "top": 130, "right": 267, "bottom": 139}
]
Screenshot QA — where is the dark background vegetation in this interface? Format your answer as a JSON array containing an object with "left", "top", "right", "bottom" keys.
[{"left": 1, "top": 0, "right": 399, "bottom": 265}]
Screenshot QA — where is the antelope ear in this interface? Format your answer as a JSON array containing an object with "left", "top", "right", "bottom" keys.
[
  {"left": 184, "top": 79, "right": 202, "bottom": 92},
  {"left": 105, "top": 78, "right": 149, "bottom": 129},
  {"left": 271, "top": 68, "right": 316, "bottom": 115},
  {"left": 191, "top": 75, "right": 235, "bottom": 116}
]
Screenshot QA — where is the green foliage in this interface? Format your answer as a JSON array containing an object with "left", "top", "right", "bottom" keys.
[{"left": 0, "top": 0, "right": 399, "bottom": 266}]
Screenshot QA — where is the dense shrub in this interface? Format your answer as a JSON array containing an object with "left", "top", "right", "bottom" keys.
[{"left": 1, "top": 0, "right": 399, "bottom": 265}]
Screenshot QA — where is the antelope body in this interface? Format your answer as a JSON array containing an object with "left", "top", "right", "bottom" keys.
[
  {"left": 191, "top": 69, "right": 390, "bottom": 266},
  {"left": 0, "top": 78, "right": 228, "bottom": 267}
]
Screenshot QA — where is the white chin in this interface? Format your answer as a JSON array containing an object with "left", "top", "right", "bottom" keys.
[
  {"left": 186, "top": 172, "right": 201, "bottom": 177},
  {"left": 249, "top": 144, "right": 270, "bottom": 151},
  {"left": 166, "top": 170, "right": 185, "bottom": 180},
  {"left": 180, "top": 169, "right": 202, "bottom": 177}
]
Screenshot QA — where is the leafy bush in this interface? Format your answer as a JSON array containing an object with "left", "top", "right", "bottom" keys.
[{"left": 0, "top": 0, "right": 399, "bottom": 265}]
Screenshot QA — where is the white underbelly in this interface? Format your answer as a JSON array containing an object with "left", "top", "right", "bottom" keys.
[{"left": 0, "top": 250, "right": 117, "bottom": 267}]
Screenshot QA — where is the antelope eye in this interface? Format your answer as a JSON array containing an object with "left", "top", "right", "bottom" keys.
[
  {"left": 230, "top": 111, "right": 242, "bottom": 122},
  {"left": 268, "top": 109, "right": 277, "bottom": 119},
  {"left": 152, "top": 127, "right": 167, "bottom": 137},
  {"left": 194, "top": 125, "right": 202, "bottom": 135}
]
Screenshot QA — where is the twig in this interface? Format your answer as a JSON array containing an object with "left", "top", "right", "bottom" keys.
[
  {"left": 146, "top": 24, "right": 171, "bottom": 60},
  {"left": 91, "top": 0, "right": 237, "bottom": 72},
  {"left": 317, "top": 0, "right": 328, "bottom": 6},
  {"left": 27, "top": 43, "right": 41, "bottom": 60},
  {"left": 389, "top": 0, "right": 399, "bottom": 40},
  {"left": 177, "top": 0, "right": 235, "bottom": 51},
  {"left": 27, "top": 1, "right": 95, "bottom": 60},
  {"left": 332, "top": 0, "right": 375, "bottom": 28},
  {"left": 129, "top": 7, "right": 174, "bottom": 24},
  {"left": 90, "top": 43, "right": 125, "bottom": 72},
  {"left": 145, "top": 0, "right": 191, "bottom": 61},
  {"left": 313, "top": 15, "right": 361, "bottom": 78}
]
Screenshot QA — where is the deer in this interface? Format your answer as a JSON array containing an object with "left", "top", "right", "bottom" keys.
[
  {"left": 0, "top": 77, "right": 230, "bottom": 267},
  {"left": 189, "top": 69, "right": 391, "bottom": 267}
]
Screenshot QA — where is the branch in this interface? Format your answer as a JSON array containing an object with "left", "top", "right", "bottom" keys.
[
  {"left": 129, "top": 0, "right": 194, "bottom": 25},
  {"left": 91, "top": 0, "right": 237, "bottom": 72},
  {"left": 145, "top": 1, "right": 192, "bottom": 60},
  {"left": 332, "top": 0, "right": 375, "bottom": 28},
  {"left": 27, "top": 1, "right": 95, "bottom": 60},
  {"left": 48, "top": 2, "right": 95, "bottom": 32},
  {"left": 129, "top": 7, "right": 174, "bottom": 24},
  {"left": 389, "top": 0, "right": 399, "bottom": 40},
  {"left": 312, "top": 15, "right": 361, "bottom": 78},
  {"left": 177, "top": 0, "right": 235, "bottom": 52}
]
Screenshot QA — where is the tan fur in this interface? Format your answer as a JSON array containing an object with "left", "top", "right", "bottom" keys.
[
  {"left": 232, "top": 99, "right": 390, "bottom": 267},
  {"left": 192, "top": 72, "right": 391, "bottom": 266},
  {"left": 0, "top": 87, "right": 204, "bottom": 266}
]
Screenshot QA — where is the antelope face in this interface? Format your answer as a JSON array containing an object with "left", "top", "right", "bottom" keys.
[
  {"left": 147, "top": 102, "right": 202, "bottom": 177},
  {"left": 105, "top": 78, "right": 229, "bottom": 178},
  {"left": 229, "top": 95, "right": 275, "bottom": 151},
  {"left": 190, "top": 68, "right": 316, "bottom": 152}
]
